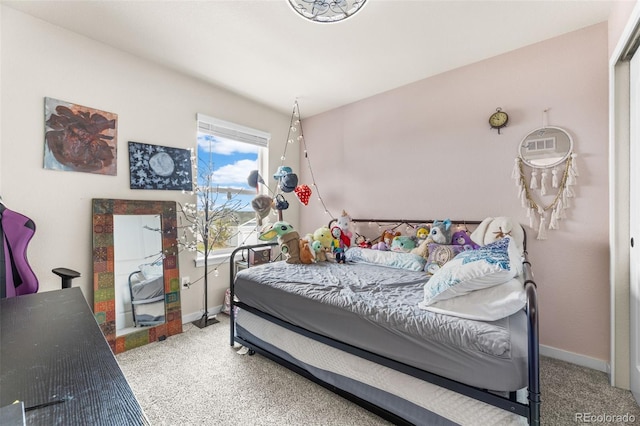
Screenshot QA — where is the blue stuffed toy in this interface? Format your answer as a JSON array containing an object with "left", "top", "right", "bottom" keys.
[{"left": 390, "top": 236, "right": 417, "bottom": 253}]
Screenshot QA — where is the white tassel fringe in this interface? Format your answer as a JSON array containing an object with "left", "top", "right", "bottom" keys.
[
  {"left": 530, "top": 170, "right": 538, "bottom": 189},
  {"left": 540, "top": 171, "right": 548, "bottom": 196}
]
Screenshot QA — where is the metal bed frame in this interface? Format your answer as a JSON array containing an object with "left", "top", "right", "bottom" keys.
[{"left": 229, "top": 219, "right": 540, "bottom": 425}]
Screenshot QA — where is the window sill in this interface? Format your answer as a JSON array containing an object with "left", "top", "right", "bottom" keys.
[{"left": 194, "top": 252, "right": 233, "bottom": 268}]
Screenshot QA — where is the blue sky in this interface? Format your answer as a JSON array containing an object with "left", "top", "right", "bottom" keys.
[{"left": 197, "top": 133, "right": 259, "bottom": 212}]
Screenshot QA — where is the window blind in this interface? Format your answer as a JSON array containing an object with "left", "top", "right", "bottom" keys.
[{"left": 197, "top": 113, "right": 270, "bottom": 147}]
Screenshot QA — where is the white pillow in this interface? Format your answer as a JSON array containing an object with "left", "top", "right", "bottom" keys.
[
  {"left": 421, "top": 237, "right": 522, "bottom": 306},
  {"left": 419, "top": 277, "right": 526, "bottom": 321},
  {"left": 345, "top": 247, "right": 426, "bottom": 272},
  {"left": 139, "top": 263, "right": 163, "bottom": 279}
]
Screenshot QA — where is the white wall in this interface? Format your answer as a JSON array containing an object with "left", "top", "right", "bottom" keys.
[{"left": 0, "top": 6, "right": 298, "bottom": 319}]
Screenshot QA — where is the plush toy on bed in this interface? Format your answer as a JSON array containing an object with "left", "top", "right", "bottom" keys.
[
  {"left": 371, "top": 230, "right": 400, "bottom": 251},
  {"left": 311, "top": 226, "right": 333, "bottom": 261},
  {"left": 470, "top": 216, "right": 525, "bottom": 254},
  {"left": 427, "top": 219, "right": 452, "bottom": 244},
  {"left": 390, "top": 236, "right": 417, "bottom": 253},
  {"left": 415, "top": 224, "right": 431, "bottom": 246},
  {"left": 410, "top": 239, "right": 430, "bottom": 259},
  {"left": 451, "top": 229, "right": 480, "bottom": 251},
  {"left": 335, "top": 210, "right": 353, "bottom": 247},
  {"left": 298, "top": 239, "right": 315, "bottom": 264},
  {"left": 330, "top": 226, "right": 350, "bottom": 263},
  {"left": 355, "top": 234, "right": 372, "bottom": 248},
  {"left": 259, "top": 221, "right": 302, "bottom": 264}
]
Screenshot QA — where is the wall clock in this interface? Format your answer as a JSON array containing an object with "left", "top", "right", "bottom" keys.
[{"left": 489, "top": 108, "right": 509, "bottom": 134}]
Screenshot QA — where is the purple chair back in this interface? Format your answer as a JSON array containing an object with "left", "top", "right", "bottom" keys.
[{"left": 1, "top": 206, "right": 38, "bottom": 298}]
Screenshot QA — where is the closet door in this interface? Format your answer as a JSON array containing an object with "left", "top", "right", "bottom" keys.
[{"left": 630, "top": 51, "right": 640, "bottom": 403}]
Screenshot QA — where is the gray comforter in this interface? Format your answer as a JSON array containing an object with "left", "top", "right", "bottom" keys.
[{"left": 236, "top": 261, "right": 512, "bottom": 357}]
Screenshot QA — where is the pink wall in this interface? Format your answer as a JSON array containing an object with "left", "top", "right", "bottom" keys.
[
  {"left": 299, "top": 23, "right": 610, "bottom": 361},
  {"left": 609, "top": 0, "right": 638, "bottom": 58}
]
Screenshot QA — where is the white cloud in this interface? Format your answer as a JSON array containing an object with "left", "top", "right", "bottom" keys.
[
  {"left": 198, "top": 135, "right": 257, "bottom": 155},
  {"left": 211, "top": 159, "right": 257, "bottom": 186}
]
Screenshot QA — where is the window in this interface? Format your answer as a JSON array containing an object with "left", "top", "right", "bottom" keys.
[
  {"left": 525, "top": 136, "right": 556, "bottom": 153},
  {"left": 194, "top": 114, "right": 269, "bottom": 263}
]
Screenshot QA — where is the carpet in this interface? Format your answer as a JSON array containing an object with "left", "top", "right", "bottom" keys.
[{"left": 116, "top": 315, "right": 640, "bottom": 425}]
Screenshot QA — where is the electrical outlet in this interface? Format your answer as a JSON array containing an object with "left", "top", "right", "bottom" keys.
[{"left": 182, "top": 277, "right": 190, "bottom": 289}]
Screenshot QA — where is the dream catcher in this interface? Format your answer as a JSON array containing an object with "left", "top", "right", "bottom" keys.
[{"left": 512, "top": 121, "right": 578, "bottom": 240}]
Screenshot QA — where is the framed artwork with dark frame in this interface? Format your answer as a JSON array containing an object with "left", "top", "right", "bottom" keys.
[
  {"left": 128, "top": 141, "right": 193, "bottom": 190},
  {"left": 44, "top": 97, "right": 118, "bottom": 175}
]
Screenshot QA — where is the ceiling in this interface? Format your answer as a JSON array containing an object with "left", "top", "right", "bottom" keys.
[{"left": 2, "top": 0, "right": 615, "bottom": 117}]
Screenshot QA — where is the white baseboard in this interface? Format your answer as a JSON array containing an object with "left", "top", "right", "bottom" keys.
[
  {"left": 541, "top": 344, "right": 610, "bottom": 373},
  {"left": 182, "top": 304, "right": 223, "bottom": 324}
]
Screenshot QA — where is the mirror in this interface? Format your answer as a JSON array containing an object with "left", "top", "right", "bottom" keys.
[
  {"left": 92, "top": 199, "right": 182, "bottom": 354},
  {"left": 114, "top": 214, "right": 164, "bottom": 335},
  {"left": 519, "top": 126, "right": 573, "bottom": 168}
]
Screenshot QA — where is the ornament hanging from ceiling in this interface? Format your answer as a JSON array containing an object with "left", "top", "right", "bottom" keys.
[{"left": 277, "top": 100, "right": 334, "bottom": 220}]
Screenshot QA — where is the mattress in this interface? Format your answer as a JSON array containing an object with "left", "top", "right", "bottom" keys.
[
  {"left": 236, "top": 310, "right": 527, "bottom": 426},
  {"left": 234, "top": 261, "right": 528, "bottom": 391},
  {"left": 131, "top": 274, "right": 164, "bottom": 302}
]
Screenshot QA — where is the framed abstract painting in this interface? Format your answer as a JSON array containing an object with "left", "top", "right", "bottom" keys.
[
  {"left": 128, "top": 141, "right": 193, "bottom": 191},
  {"left": 44, "top": 97, "right": 118, "bottom": 175}
]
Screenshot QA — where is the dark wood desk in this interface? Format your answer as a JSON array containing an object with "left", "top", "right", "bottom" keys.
[{"left": 1, "top": 288, "right": 149, "bottom": 425}]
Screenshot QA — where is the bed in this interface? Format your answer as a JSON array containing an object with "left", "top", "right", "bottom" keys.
[
  {"left": 128, "top": 269, "right": 165, "bottom": 327},
  {"left": 229, "top": 219, "right": 540, "bottom": 426}
]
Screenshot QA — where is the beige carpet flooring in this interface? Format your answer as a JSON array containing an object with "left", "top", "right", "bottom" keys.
[{"left": 116, "top": 315, "right": 640, "bottom": 425}]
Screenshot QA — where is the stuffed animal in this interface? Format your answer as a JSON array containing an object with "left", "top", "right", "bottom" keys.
[
  {"left": 336, "top": 210, "right": 353, "bottom": 247},
  {"left": 311, "top": 240, "right": 328, "bottom": 261},
  {"left": 415, "top": 224, "right": 431, "bottom": 246},
  {"left": 470, "top": 216, "right": 525, "bottom": 254},
  {"left": 312, "top": 226, "right": 333, "bottom": 261},
  {"left": 451, "top": 230, "right": 480, "bottom": 251},
  {"left": 390, "top": 236, "right": 416, "bottom": 253},
  {"left": 370, "top": 241, "right": 387, "bottom": 251},
  {"left": 371, "top": 230, "right": 400, "bottom": 251},
  {"left": 427, "top": 219, "right": 452, "bottom": 244},
  {"left": 259, "top": 221, "right": 301, "bottom": 264},
  {"left": 355, "top": 235, "right": 372, "bottom": 248},
  {"left": 330, "top": 226, "right": 350, "bottom": 263},
  {"left": 298, "top": 239, "right": 315, "bottom": 264},
  {"left": 410, "top": 239, "right": 430, "bottom": 259}
]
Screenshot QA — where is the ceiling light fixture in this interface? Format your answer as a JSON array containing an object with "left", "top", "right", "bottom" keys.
[{"left": 287, "top": 0, "right": 367, "bottom": 23}]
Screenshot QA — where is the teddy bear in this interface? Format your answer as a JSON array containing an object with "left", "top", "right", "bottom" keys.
[
  {"left": 451, "top": 230, "right": 480, "bottom": 251},
  {"left": 414, "top": 224, "right": 431, "bottom": 246}
]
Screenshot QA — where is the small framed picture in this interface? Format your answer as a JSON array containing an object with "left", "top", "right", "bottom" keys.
[{"left": 128, "top": 141, "right": 193, "bottom": 190}]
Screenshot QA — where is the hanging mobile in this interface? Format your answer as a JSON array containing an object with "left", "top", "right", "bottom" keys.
[{"left": 489, "top": 107, "right": 509, "bottom": 134}]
